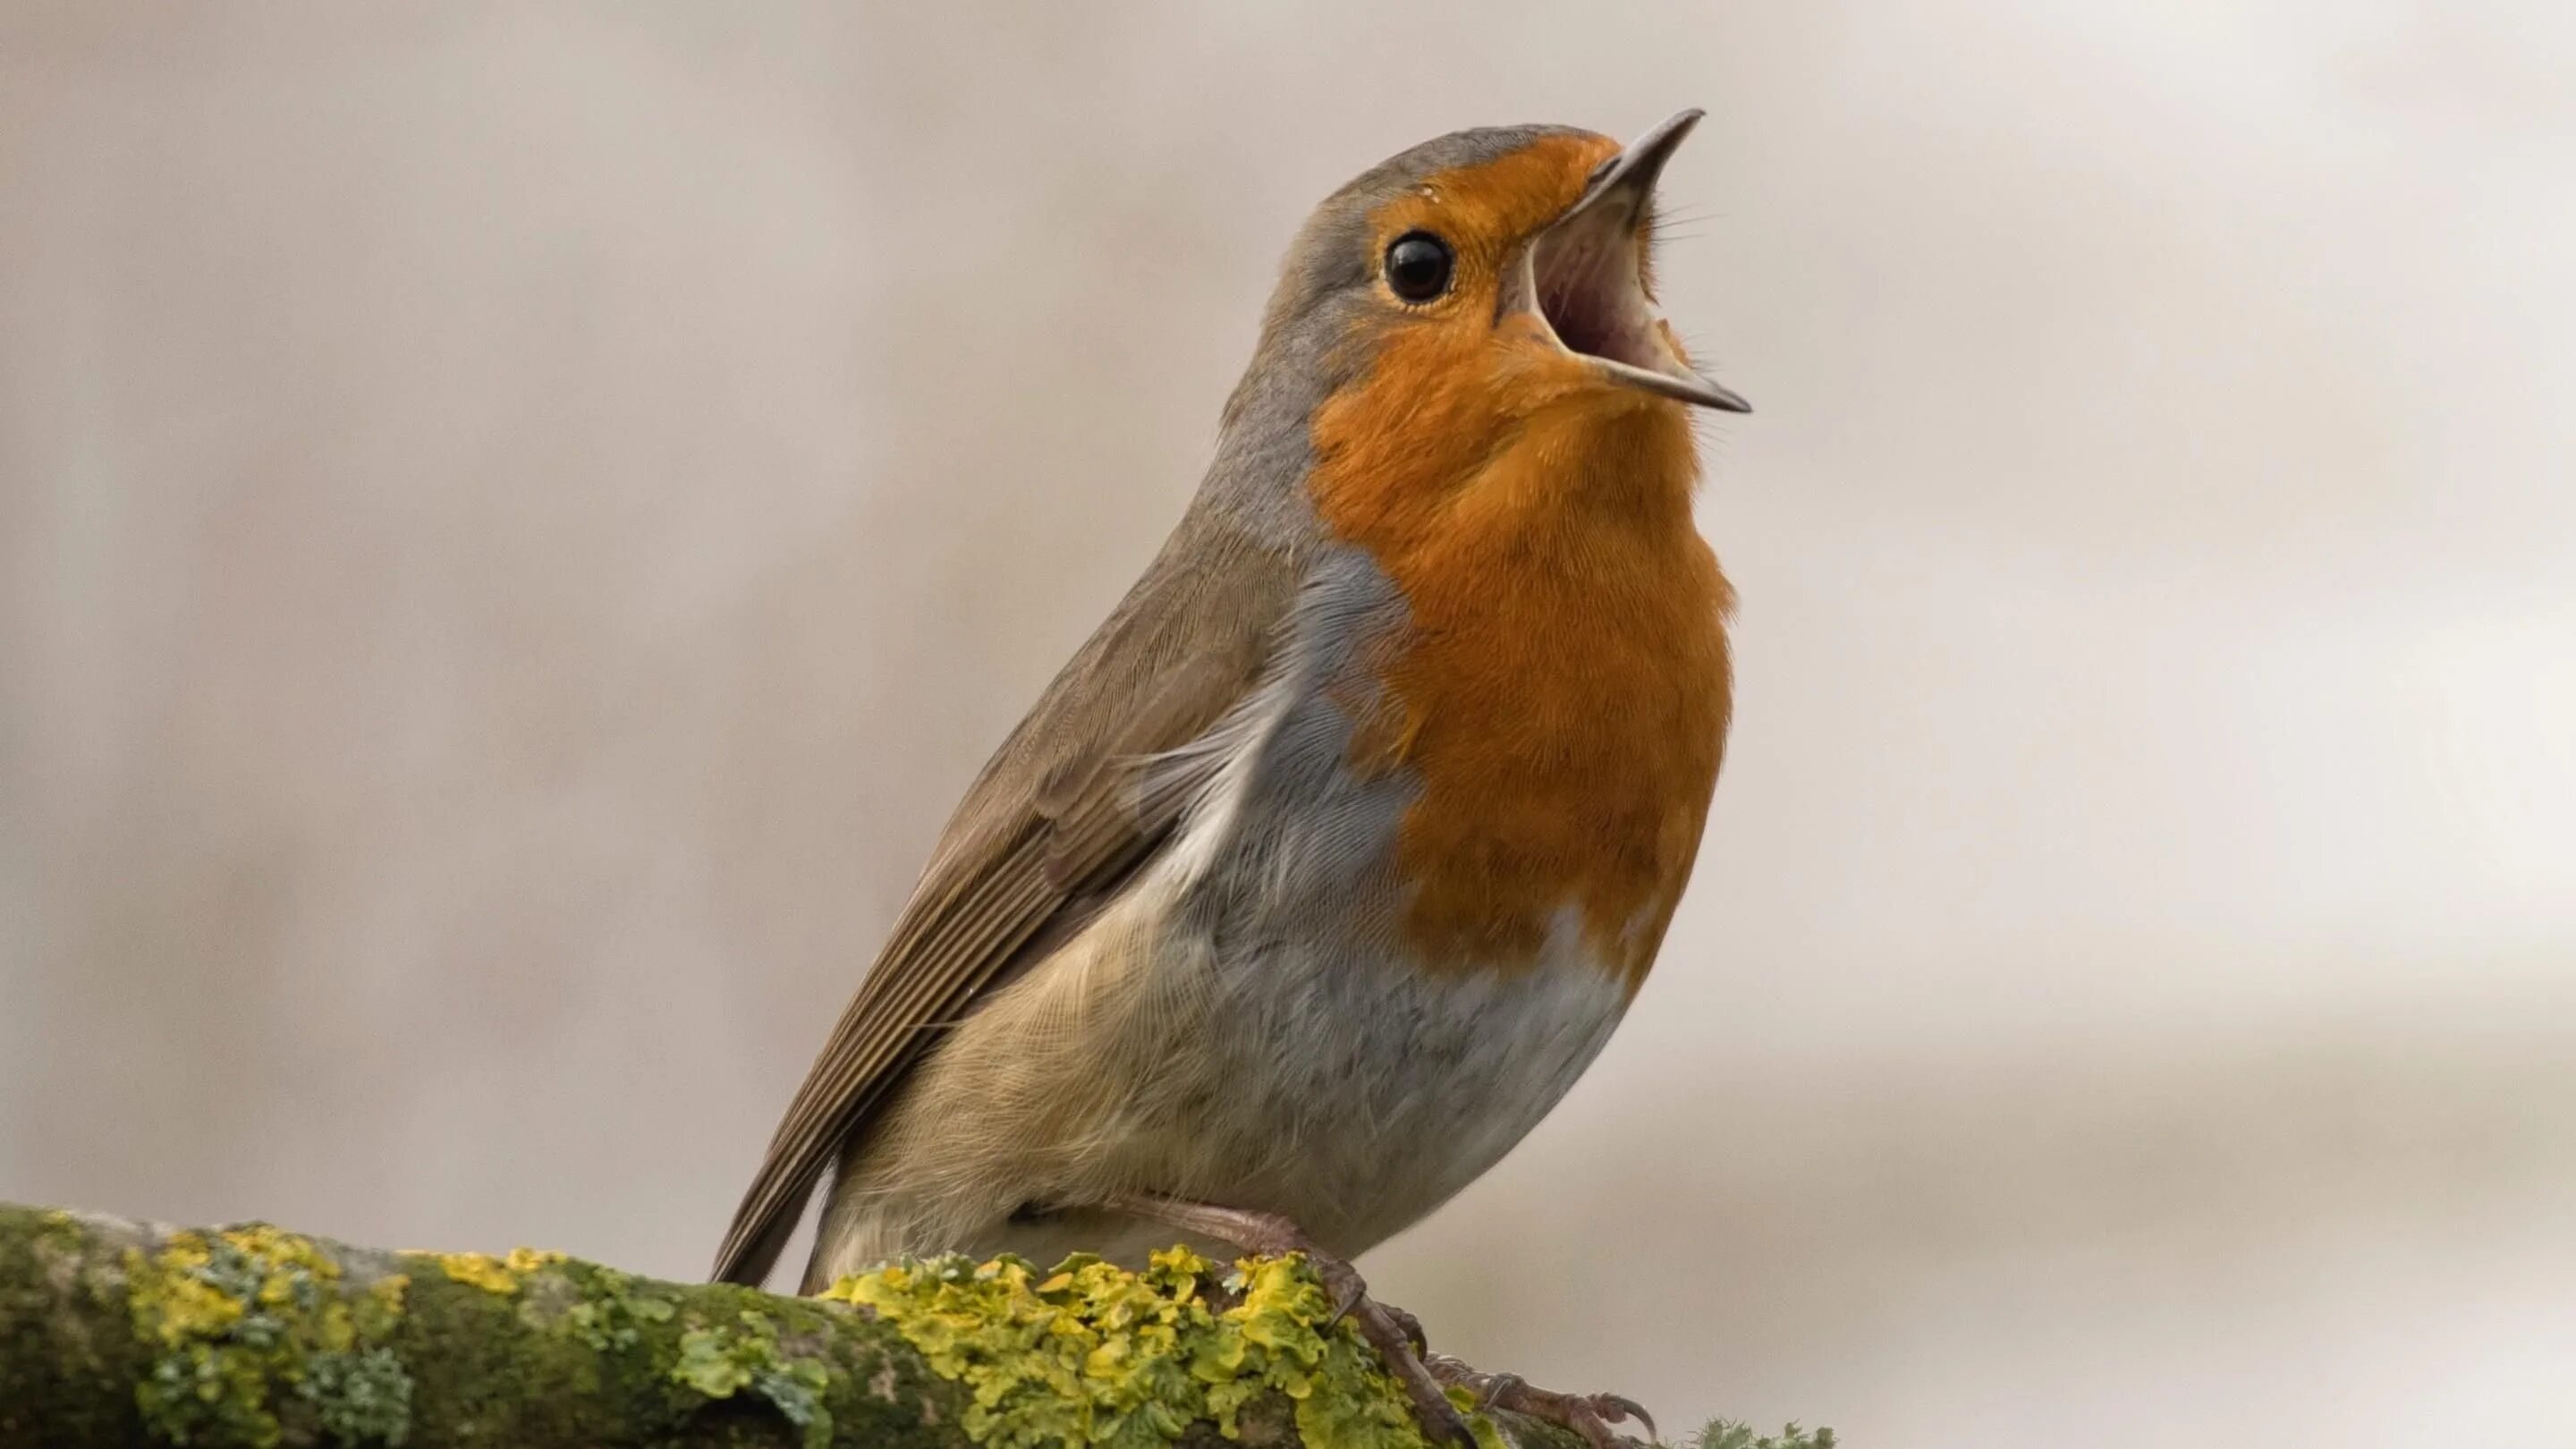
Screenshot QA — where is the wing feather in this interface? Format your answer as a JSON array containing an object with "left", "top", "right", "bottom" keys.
[{"left": 710, "top": 516, "right": 1293, "bottom": 1285}]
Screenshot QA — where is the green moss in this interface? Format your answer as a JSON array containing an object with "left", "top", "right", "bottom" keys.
[
  {"left": 668, "top": 1308, "right": 839, "bottom": 1449},
  {"left": 1696, "top": 1419, "right": 1837, "bottom": 1449},
  {"left": 296, "top": 1347, "right": 415, "bottom": 1443},
  {"left": 371, "top": 1246, "right": 937, "bottom": 1448},
  {"left": 36, "top": 1208, "right": 87, "bottom": 1256},
  {"left": 824, "top": 1248, "right": 1438, "bottom": 1449},
  {"left": 124, "top": 1224, "right": 414, "bottom": 1447},
  {"left": 558, "top": 1262, "right": 679, "bottom": 1353}
]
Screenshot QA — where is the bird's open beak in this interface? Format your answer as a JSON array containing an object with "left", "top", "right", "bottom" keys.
[{"left": 1513, "top": 109, "right": 1750, "bottom": 413}]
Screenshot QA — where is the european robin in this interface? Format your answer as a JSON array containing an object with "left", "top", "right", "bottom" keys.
[{"left": 715, "top": 112, "right": 1749, "bottom": 1445}]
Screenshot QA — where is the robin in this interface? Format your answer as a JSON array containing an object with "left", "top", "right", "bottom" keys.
[{"left": 714, "top": 111, "right": 1749, "bottom": 1445}]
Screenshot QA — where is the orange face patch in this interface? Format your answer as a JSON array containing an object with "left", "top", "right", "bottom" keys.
[
  {"left": 1309, "top": 140, "right": 1734, "bottom": 994},
  {"left": 1360, "top": 132, "right": 1616, "bottom": 316}
]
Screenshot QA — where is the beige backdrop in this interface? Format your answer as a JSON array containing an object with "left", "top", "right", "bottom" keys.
[{"left": 4, "top": 4, "right": 2572, "bottom": 1445}]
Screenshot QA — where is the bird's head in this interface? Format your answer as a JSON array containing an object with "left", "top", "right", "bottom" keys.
[{"left": 1215, "top": 113, "right": 1743, "bottom": 535}]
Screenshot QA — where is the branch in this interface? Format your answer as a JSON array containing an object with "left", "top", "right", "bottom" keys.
[{"left": 2, "top": 1200, "right": 1657, "bottom": 1449}]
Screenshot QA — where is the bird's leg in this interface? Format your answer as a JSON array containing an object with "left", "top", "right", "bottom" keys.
[
  {"left": 1424, "top": 1358, "right": 1658, "bottom": 1449},
  {"left": 1104, "top": 1194, "right": 1467, "bottom": 1445}
]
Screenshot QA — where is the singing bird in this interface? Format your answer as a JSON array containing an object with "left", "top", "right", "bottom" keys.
[{"left": 715, "top": 112, "right": 1750, "bottom": 1444}]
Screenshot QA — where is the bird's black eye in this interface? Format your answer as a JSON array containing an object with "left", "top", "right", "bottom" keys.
[{"left": 1384, "top": 232, "right": 1453, "bottom": 304}]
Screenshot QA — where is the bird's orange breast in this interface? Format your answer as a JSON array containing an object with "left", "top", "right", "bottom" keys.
[{"left": 1308, "top": 334, "right": 1733, "bottom": 994}]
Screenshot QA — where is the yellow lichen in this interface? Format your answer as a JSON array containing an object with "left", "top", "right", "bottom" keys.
[
  {"left": 825, "top": 1248, "right": 1438, "bottom": 1449},
  {"left": 504, "top": 1245, "right": 565, "bottom": 1274},
  {"left": 423, "top": 1250, "right": 522, "bottom": 1295},
  {"left": 136, "top": 1233, "right": 247, "bottom": 1345},
  {"left": 409, "top": 1244, "right": 563, "bottom": 1296},
  {"left": 126, "top": 1224, "right": 412, "bottom": 1446}
]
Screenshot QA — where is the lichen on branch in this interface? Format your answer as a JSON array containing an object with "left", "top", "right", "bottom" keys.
[
  {"left": 0, "top": 1200, "right": 1823, "bottom": 1449},
  {"left": 824, "top": 1247, "right": 1438, "bottom": 1449}
]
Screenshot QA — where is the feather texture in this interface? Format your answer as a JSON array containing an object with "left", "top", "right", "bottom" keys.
[{"left": 708, "top": 511, "right": 1299, "bottom": 1285}]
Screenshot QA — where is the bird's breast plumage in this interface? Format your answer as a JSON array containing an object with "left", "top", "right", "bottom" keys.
[{"left": 1297, "top": 339, "right": 1733, "bottom": 994}]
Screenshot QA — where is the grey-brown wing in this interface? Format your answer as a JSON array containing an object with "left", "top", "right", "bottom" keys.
[{"left": 709, "top": 518, "right": 1293, "bottom": 1286}]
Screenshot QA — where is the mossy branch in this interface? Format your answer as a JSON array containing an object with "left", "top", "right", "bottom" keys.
[{"left": 2, "top": 1200, "right": 1837, "bottom": 1449}]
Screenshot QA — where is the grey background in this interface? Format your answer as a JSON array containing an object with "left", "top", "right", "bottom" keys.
[{"left": 4, "top": 4, "right": 2572, "bottom": 1444}]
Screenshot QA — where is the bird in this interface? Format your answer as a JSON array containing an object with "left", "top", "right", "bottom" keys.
[{"left": 714, "top": 111, "right": 1750, "bottom": 1446}]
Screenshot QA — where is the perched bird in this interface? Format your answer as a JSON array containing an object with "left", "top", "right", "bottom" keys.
[{"left": 715, "top": 112, "right": 1750, "bottom": 1444}]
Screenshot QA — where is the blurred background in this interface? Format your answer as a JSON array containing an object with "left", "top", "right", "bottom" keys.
[{"left": 4, "top": 4, "right": 2572, "bottom": 1444}]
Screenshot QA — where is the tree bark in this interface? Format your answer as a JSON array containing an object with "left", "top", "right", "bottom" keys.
[{"left": 0, "top": 1200, "right": 1634, "bottom": 1449}]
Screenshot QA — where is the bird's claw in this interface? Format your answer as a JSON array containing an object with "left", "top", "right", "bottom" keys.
[
  {"left": 1307, "top": 1260, "right": 1464, "bottom": 1442},
  {"left": 1594, "top": 1394, "right": 1657, "bottom": 1440},
  {"left": 1291, "top": 1258, "right": 1465, "bottom": 1445},
  {"left": 1428, "top": 1357, "right": 1658, "bottom": 1449},
  {"left": 1382, "top": 1300, "right": 1432, "bottom": 1355}
]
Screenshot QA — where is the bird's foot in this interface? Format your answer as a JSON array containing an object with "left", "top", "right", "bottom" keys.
[
  {"left": 1427, "top": 1357, "right": 1658, "bottom": 1449},
  {"left": 1107, "top": 1194, "right": 1470, "bottom": 1446}
]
